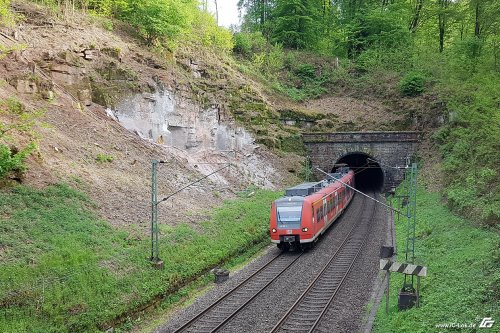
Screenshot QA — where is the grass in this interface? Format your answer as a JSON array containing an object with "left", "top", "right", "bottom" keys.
[
  {"left": 0, "top": 184, "right": 281, "bottom": 332},
  {"left": 125, "top": 240, "right": 270, "bottom": 333},
  {"left": 373, "top": 188, "right": 499, "bottom": 332}
]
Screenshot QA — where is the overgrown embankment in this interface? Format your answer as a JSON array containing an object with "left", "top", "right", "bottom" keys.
[
  {"left": 0, "top": 184, "right": 280, "bottom": 332},
  {"left": 233, "top": 0, "right": 500, "bottom": 225},
  {"left": 373, "top": 189, "right": 499, "bottom": 332}
]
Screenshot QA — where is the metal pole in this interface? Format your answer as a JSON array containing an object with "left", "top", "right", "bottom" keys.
[
  {"left": 416, "top": 275, "right": 421, "bottom": 308},
  {"left": 151, "top": 160, "right": 159, "bottom": 262},
  {"left": 386, "top": 271, "right": 390, "bottom": 314},
  {"left": 305, "top": 156, "right": 310, "bottom": 182},
  {"left": 149, "top": 163, "right": 231, "bottom": 265}
]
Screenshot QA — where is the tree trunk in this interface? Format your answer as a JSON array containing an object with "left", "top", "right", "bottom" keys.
[
  {"left": 214, "top": 0, "right": 218, "bottom": 25},
  {"left": 260, "top": 0, "right": 265, "bottom": 26},
  {"left": 438, "top": 0, "right": 448, "bottom": 53},
  {"left": 409, "top": 0, "right": 424, "bottom": 33},
  {"left": 474, "top": 1, "right": 480, "bottom": 37}
]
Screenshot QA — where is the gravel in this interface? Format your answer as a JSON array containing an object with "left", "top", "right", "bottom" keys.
[{"left": 154, "top": 192, "right": 388, "bottom": 333}]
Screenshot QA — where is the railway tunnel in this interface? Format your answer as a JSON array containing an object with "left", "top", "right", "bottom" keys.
[
  {"left": 303, "top": 132, "right": 420, "bottom": 192},
  {"left": 332, "top": 153, "right": 384, "bottom": 191}
]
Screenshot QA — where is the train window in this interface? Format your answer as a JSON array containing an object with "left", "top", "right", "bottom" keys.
[{"left": 276, "top": 203, "right": 303, "bottom": 229}]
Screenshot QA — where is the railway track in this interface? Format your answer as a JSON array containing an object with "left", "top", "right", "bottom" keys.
[
  {"left": 270, "top": 192, "right": 377, "bottom": 333},
  {"left": 173, "top": 252, "right": 303, "bottom": 333}
]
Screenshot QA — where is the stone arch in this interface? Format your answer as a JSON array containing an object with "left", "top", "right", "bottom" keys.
[{"left": 333, "top": 152, "right": 384, "bottom": 191}]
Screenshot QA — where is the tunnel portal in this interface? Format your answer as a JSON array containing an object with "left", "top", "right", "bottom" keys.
[
  {"left": 303, "top": 132, "right": 420, "bottom": 192},
  {"left": 333, "top": 153, "right": 384, "bottom": 191}
]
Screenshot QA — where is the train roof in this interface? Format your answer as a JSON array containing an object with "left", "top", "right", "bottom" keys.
[
  {"left": 275, "top": 196, "right": 306, "bottom": 204},
  {"left": 283, "top": 168, "right": 352, "bottom": 198}
]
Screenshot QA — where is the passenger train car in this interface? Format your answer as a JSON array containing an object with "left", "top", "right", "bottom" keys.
[{"left": 269, "top": 167, "right": 355, "bottom": 250}]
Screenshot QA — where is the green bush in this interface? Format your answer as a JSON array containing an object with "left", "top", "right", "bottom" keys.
[
  {"left": 95, "top": 153, "right": 114, "bottom": 163},
  {"left": 434, "top": 74, "right": 500, "bottom": 225},
  {"left": 399, "top": 72, "right": 426, "bottom": 96},
  {"left": 191, "top": 10, "right": 233, "bottom": 52},
  {"left": 120, "top": 0, "right": 195, "bottom": 46},
  {"left": 0, "top": 98, "right": 41, "bottom": 181},
  {"left": 0, "top": 0, "right": 9, "bottom": 22},
  {"left": 0, "top": 143, "right": 36, "bottom": 179},
  {"left": 233, "top": 31, "right": 267, "bottom": 57},
  {"left": 295, "top": 64, "right": 316, "bottom": 80}
]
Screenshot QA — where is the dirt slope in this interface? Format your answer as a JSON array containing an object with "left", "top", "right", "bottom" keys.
[{"left": 0, "top": 2, "right": 301, "bottom": 231}]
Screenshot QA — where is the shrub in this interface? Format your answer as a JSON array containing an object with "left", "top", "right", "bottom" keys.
[
  {"left": 191, "top": 10, "right": 233, "bottom": 52},
  {"left": 0, "top": 0, "right": 17, "bottom": 26},
  {"left": 95, "top": 153, "right": 113, "bottom": 163},
  {"left": 295, "top": 64, "right": 316, "bottom": 80},
  {"left": 233, "top": 31, "right": 267, "bottom": 57},
  {"left": 120, "top": 0, "right": 195, "bottom": 46},
  {"left": 0, "top": 143, "right": 36, "bottom": 179},
  {"left": 0, "top": 98, "right": 41, "bottom": 181},
  {"left": 399, "top": 71, "right": 426, "bottom": 96}
]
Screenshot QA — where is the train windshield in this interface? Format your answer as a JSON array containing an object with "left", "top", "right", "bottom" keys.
[{"left": 276, "top": 203, "right": 302, "bottom": 229}]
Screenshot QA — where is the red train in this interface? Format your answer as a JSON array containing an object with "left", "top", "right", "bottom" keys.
[{"left": 270, "top": 168, "right": 355, "bottom": 250}]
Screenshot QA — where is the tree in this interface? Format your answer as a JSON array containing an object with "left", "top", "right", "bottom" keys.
[
  {"left": 409, "top": 0, "right": 425, "bottom": 33},
  {"left": 120, "top": 0, "right": 195, "bottom": 45},
  {"left": 438, "top": 0, "right": 450, "bottom": 52},
  {"left": 269, "top": 0, "right": 319, "bottom": 49},
  {"left": 238, "top": 0, "right": 273, "bottom": 33}
]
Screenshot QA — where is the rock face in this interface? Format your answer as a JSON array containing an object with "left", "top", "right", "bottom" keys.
[{"left": 110, "top": 89, "right": 254, "bottom": 153}]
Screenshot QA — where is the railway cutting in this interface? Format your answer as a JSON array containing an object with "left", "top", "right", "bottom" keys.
[{"left": 270, "top": 193, "right": 377, "bottom": 333}]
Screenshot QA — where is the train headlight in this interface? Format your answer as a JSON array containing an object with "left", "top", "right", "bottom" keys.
[
  {"left": 302, "top": 227, "right": 308, "bottom": 232},
  {"left": 272, "top": 228, "right": 277, "bottom": 233}
]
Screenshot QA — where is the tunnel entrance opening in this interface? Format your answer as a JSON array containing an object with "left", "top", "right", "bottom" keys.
[{"left": 332, "top": 153, "right": 384, "bottom": 191}]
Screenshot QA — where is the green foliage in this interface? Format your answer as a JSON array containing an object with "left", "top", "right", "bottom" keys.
[
  {"left": 399, "top": 72, "right": 426, "bottom": 96},
  {"left": 120, "top": 0, "right": 194, "bottom": 46},
  {"left": 29, "top": 0, "right": 232, "bottom": 52},
  {"left": 0, "top": 0, "right": 10, "bottom": 25},
  {"left": 433, "top": 73, "right": 500, "bottom": 224},
  {"left": 295, "top": 63, "right": 315, "bottom": 79},
  {"left": 270, "top": 0, "right": 319, "bottom": 49},
  {"left": 95, "top": 153, "right": 114, "bottom": 163},
  {"left": 233, "top": 31, "right": 267, "bottom": 57},
  {"left": 374, "top": 189, "right": 499, "bottom": 332},
  {"left": 190, "top": 10, "right": 233, "bottom": 52},
  {"left": 0, "top": 98, "right": 42, "bottom": 181},
  {"left": 252, "top": 43, "right": 285, "bottom": 73},
  {"left": 0, "top": 184, "right": 280, "bottom": 332},
  {"left": 0, "top": 143, "right": 36, "bottom": 180},
  {"left": 238, "top": 0, "right": 499, "bottom": 224}
]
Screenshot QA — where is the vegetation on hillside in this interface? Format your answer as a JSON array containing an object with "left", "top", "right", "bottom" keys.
[
  {"left": 0, "top": 184, "right": 280, "bottom": 332},
  {"left": 0, "top": 98, "right": 41, "bottom": 183},
  {"left": 22, "top": 0, "right": 233, "bottom": 51},
  {"left": 374, "top": 188, "right": 499, "bottom": 332},
  {"left": 236, "top": 0, "right": 500, "bottom": 224}
]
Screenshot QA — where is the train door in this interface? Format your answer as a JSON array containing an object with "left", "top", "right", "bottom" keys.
[
  {"left": 323, "top": 197, "right": 327, "bottom": 225},
  {"left": 335, "top": 191, "right": 339, "bottom": 215}
]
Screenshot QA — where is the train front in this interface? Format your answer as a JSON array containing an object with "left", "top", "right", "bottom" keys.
[{"left": 269, "top": 197, "right": 309, "bottom": 250}]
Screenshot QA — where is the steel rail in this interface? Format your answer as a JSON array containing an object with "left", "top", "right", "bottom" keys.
[
  {"left": 309, "top": 196, "right": 378, "bottom": 332},
  {"left": 270, "top": 193, "right": 377, "bottom": 333},
  {"left": 173, "top": 252, "right": 303, "bottom": 333}
]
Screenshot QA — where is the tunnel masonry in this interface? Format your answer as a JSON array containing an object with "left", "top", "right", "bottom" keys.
[{"left": 303, "top": 132, "right": 420, "bottom": 192}]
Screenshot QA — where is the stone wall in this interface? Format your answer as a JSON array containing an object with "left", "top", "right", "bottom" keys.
[{"left": 303, "top": 132, "right": 420, "bottom": 192}]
